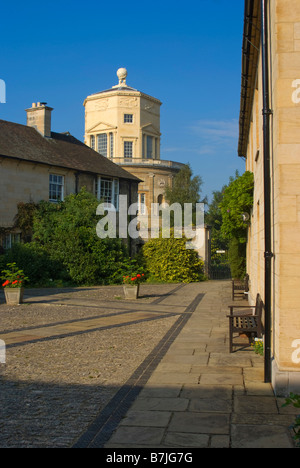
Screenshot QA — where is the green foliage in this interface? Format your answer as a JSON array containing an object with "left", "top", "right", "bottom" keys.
[
  {"left": 228, "top": 237, "right": 246, "bottom": 279},
  {"left": 142, "top": 233, "right": 205, "bottom": 283},
  {"left": 0, "top": 241, "right": 70, "bottom": 287},
  {"left": 206, "top": 188, "right": 229, "bottom": 264},
  {"left": 14, "top": 202, "right": 38, "bottom": 240},
  {"left": 220, "top": 171, "right": 254, "bottom": 242},
  {"left": 164, "top": 164, "right": 205, "bottom": 226},
  {"left": 165, "top": 164, "right": 203, "bottom": 206},
  {"left": 282, "top": 393, "right": 300, "bottom": 446},
  {"left": 31, "top": 188, "right": 131, "bottom": 286},
  {"left": 0, "top": 262, "right": 29, "bottom": 288},
  {"left": 251, "top": 338, "right": 264, "bottom": 356},
  {"left": 2, "top": 188, "right": 136, "bottom": 287}
]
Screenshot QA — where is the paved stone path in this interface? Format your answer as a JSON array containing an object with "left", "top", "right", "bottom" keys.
[{"left": 0, "top": 281, "right": 297, "bottom": 448}]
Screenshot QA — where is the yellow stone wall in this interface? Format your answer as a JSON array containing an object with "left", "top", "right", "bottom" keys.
[
  {"left": 0, "top": 158, "right": 76, "bottom": 228},
  {"left": 83, "top": 72, "right": 185, "bottom": 235},
  {"left": 245, "top": 0, "right": 300, "bottom": 392},
  {"left": 84, "top": 89, "right": 161, "bottom": 161}
]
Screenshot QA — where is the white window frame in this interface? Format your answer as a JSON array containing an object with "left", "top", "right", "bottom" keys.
[
  {"left": 96, "top": 177, "right": 119, "bottom": 210},
  {"left": 109, "top": 132, "right": 114, "bottom": 158},
  {"left": 2, "top": 233, "right": 21, "bottom": 250},
  {"left": 90, "top": 135, "right": 95, "bottom": 150},
  {"left": 49, "top": 174, "right": 64, "bottom": 202},
  {"left": 97, "top": 133, "right": 108, "bottom": 157},
  {"left": 124, "top": 140, "right": 133, "bottom": 159}
]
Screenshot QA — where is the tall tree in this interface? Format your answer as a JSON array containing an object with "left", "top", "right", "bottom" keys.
[
  {"left": 164, "top": 164, "right": 204, "bottom": 227},
  {"left": 165, "top": 164, "right": 203, "bottom": 206}
]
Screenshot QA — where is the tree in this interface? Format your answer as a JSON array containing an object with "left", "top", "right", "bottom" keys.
[
  {"left": 220, "top": 171, "right": 254, "bottom": 243},
  {"left": 205, "top": 188, "right": 228, "bottom": 251},
  {"left": 165, "top": 164, "right": 204, "bottom": 206},
  {"left": 164, "top": 164, "right": 205, "bottom": 226},
  {"left": 31, "top": 188, "right": 132, "bottom": 285},
  {"left": 219, "top": 171, "right": 254, "bottom": 279}
]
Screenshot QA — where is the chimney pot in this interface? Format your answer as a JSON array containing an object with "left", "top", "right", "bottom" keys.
[{"left": 26, "top": 102, "right": 53, "bottom": 138}]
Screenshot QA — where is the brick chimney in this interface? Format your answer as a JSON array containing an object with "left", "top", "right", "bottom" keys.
[{"left": 26, "top": 102, "right": 53, "bottom": 137}]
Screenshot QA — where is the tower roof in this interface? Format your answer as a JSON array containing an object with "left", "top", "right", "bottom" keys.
[{"left": 84, "top": 68, "right": 162, "bottom": 105}]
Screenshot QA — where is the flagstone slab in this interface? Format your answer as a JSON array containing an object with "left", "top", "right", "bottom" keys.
[
  {"left": 200, "top": 372, "right": 244, "bottom": 386},
  {"left": 119, "top": 410, "right": 172, "bottom": 427},
  {"left": 108, "top": 426, "right": 165, "bottom": 445},
  {"left": 130, "top": 397, "right": 189, "bottom": 412},
  {"left": 189, "top": 398, "right": 232, "bottom": 413},
  {"left": 164, "top": 432, "right": 209, "bottom": 448},
  {"left": 231, "top": 424, "right": 294, "bottom": 448},
  {"left": 168, "top": 412, "right": 230, "bottom": 435},
  {"left": 234, "top": 395, "right": 279, "bottom": 414}
]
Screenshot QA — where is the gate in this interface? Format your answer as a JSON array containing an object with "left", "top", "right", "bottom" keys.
[{"left": 209, "top": 264, "right": 231, "bottom": 280}]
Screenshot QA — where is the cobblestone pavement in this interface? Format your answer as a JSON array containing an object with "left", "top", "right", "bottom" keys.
[
  {"left": 0, "top": 283, "right": 192, "bottom": 448},
  {"left": 0, "top": 281, "right": 297, "bottom": 449}
]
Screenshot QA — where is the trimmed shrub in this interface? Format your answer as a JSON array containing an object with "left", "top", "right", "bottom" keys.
[{"left": 142, "top": 235, "right": 205, "bottom": 283}]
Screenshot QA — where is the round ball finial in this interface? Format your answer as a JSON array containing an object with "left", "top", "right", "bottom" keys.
[{"left": 117, "top": 68, "right": 128, "bottom": 85}]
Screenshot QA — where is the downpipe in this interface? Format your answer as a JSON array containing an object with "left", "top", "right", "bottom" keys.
[{"left": 261, "top": 0, "right": 273, "bottom": 383}]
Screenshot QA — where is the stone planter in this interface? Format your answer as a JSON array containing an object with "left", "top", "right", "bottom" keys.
[
  {"left": 123, "top": 284, "right": 140, "bottom": 300},
  {"left": 4, "top": 288, "right": 24, "bottom": 306}
]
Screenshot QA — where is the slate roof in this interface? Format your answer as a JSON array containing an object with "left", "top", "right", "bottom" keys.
[{"left": 0, "top": 119, "right": 140, "bottom": 182}]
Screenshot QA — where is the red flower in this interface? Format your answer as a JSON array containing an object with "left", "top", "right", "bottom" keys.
[
  {"left": 131, "top": 277, "right": 136, "bottom": 281},
  {"left": 12, "top": 280, "right": 18, "bottom": 285},
  {"left": 137, "top": 274, "right": 141, "bottom": 278},
  {"left": 2, "top": 280, "right": 10, "bottom": 287}
]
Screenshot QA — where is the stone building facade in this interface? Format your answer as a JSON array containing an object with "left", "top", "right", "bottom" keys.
[
  {"left": 83, "top": 69, "right": 186, "bottom": 230},
  {"left": 0, "top": 103, "right": 139, "bottom": 250},
  {"left": 238, "top": 0, "right": 300, "bottom": 394},
  {"left": 83, "top": 69, "right": 211, "bottom": 271}
]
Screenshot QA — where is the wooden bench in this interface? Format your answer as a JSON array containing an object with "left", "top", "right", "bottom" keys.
[
  {"left": 227, "top": 293, "right": 263, "bottom": 353},
  {"left": 232, "top": 274, "right": 249, "bottom": 300}
]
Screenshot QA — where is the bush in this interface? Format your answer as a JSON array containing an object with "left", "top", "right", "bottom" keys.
[
  {"left": 0, "top": 243, "right": 69, "bottom": 287},
  {"left": 228, "top": 237, "right": 246, "bottom": 279},
  {"left": 2, "top": 189, "right": 136, "bottom": 287},
  {"left": 31, "top": 189, "right": 132, "bottom": 286},
  {"left": 142, "top": 235, "right": 205, "bottom": 283}
]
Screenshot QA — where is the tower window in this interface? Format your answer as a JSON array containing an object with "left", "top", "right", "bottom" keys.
[
  {"left": 97, "top": 134, "right": 107, "bottom": 157},
  {"left": 124, "top": 141, "right": 133, "bottom": 158},
  {"left": 90, "top": 135, "right": 95, "bottom": 150},
  {"left": 109, "top": 132, "right": 114, "bottom": 158},
  {"left": 147, "top": 135, "right": 153, "bottom": 159},
  {"left": 124, "top": 114, "right": 133, "bottom": 123}
]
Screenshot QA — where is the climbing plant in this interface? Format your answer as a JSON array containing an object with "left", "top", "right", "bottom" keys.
[
  {"left": 219, "top": 171, "right": 254, "bottom": 279},
  {"left": 220, "top": 171, "right": 254, "bottom": 243}
]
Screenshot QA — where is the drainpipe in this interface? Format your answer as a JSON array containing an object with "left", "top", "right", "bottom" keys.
[{"left": 261, "top": 0, "right": 273, "bottom": 383}]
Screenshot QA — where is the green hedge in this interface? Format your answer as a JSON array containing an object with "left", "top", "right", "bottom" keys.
[{"left": 142, "top": 235, "right": 205, "bottom": 283}]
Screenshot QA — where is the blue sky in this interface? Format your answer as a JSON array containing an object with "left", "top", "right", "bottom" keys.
[{"left": 0, "top": 0, "right": 246, "bottom": 203}]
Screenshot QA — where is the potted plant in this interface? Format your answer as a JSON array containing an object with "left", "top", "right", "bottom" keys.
[
  {"left": 1, "top": 262, "right": 28, "bottom": 305},
  {"left": 123, "top": 273, "right": 145, "bottom": 299}
]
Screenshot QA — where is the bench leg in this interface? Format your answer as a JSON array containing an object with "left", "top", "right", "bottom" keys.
[{"left": 229, "top": 320, "right": 233, "bottom": 353}]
